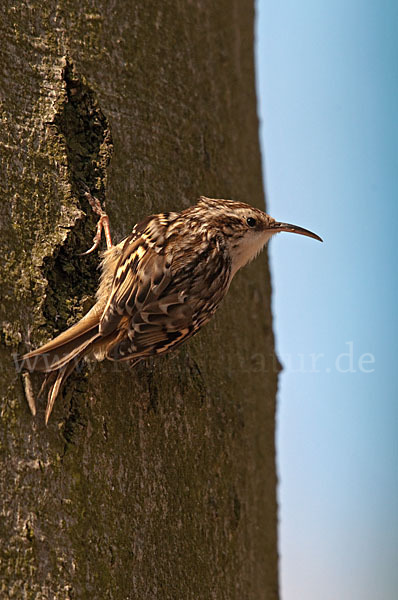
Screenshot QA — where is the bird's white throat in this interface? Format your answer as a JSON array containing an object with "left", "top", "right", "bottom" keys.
[{"left": 230, "top": 230, "right": 275, "bottom": 277}]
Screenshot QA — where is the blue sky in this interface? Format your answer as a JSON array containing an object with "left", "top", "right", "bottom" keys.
[{"left": 256, "top": 2, "right": 397, "bottom": 599}]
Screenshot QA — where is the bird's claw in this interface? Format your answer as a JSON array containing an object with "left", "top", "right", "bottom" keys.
[
  {"left": 80, "top": 241, "right": 100, "bottom": 256},
  {"left": 80, "top": 187, "right": 113, "bottom": 254}
]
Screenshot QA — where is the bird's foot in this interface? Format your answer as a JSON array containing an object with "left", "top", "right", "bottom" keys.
[{"left": 80, "top": 187, "right": 113, "bottom": 254}]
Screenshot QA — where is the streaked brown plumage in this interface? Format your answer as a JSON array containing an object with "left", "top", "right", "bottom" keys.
[{"left": 18, "top": 195, "right": 322, "bottom": 423}]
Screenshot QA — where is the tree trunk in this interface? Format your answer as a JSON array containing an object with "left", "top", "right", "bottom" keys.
[{"left": 0, "top": 1, "right": 279, "bottom": 598}]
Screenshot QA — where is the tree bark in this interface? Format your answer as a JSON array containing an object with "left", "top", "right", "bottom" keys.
[{"left": 0, "top": 1, "right": 279, "bottom": 598}]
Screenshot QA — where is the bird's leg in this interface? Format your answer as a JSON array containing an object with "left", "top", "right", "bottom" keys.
[{"left": 81, "top": 189, "right": 113, "bottom": 255}]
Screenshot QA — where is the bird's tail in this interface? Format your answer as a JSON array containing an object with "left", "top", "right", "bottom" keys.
[
  {"left": 17, "top": 306, "right": 102, "bottom": 423},
  {"left": 37, "top": 361, "right": 81, "bottom": 424}
]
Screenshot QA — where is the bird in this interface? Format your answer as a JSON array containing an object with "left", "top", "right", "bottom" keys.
[{"left": 18, "top": 191, "right": 322, "bottom": 423}]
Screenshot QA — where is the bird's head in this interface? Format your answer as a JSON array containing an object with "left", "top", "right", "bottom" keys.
[{"left": 196, "top": 197, "right": 323, "bottom": 276}]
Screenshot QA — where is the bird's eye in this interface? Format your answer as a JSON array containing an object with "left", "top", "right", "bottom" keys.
[{"left": 246, "top": 217, "right": 256, "bottom": 228}]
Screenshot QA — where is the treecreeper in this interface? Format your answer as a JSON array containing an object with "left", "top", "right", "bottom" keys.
[{"left": 17, "top": 190, "right": 322, "bottom": 423}]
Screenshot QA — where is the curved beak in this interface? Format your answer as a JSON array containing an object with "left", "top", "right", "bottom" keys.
[{"left": 270, "top": 221, "right": 323, "bottom": 242}]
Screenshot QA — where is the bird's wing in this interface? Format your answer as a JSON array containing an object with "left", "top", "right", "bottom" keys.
[
  {"left": 99, "top": 231, "right": 196, "bottom": 361},
  {"left": 99, "top": 233, "right": 171, "bottom": 335}
]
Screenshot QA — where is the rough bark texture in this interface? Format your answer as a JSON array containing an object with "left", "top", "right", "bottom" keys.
[{"left": 0, "top": 1, "right": 279, "bottom": 598}]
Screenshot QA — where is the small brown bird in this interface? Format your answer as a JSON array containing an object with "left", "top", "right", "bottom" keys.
[{"left": 19, "top": 193, "right": 322, "bottom": 423}]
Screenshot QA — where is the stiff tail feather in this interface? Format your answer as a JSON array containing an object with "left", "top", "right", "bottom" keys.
[
  {"left": 38, "top": 359, "right": 80, "bottom": 424},
  {"left": 18, "top": 306, "right": 102, "bottom": 423}
]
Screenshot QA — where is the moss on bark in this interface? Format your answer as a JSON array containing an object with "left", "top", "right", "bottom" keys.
[{"left": 0, "top": 1, "right": 279, "bottom": 598}]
